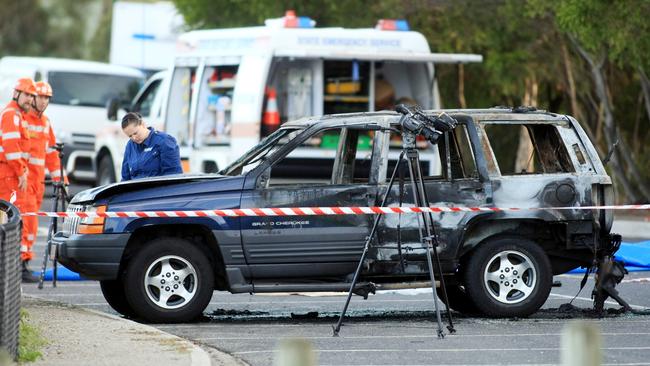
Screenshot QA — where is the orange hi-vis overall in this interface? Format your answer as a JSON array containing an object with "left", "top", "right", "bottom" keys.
[
  {"left": 0, "top": 101, "right": 30, "bottom": 260},
  {"left": 23, "top": 110, "right": 63, "bottom": 260}
]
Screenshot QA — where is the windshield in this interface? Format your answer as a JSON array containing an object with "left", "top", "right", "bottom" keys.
[
  {"left": 48, "top": 72, "right": 143, "bottom": 107},
  {"left": 220, "top": 128, "right": 302, "bottom": 176}
]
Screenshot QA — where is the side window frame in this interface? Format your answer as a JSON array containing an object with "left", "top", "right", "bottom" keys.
[
  {"left": 250, "top": 125, "right": 377, "bottom": 189},
  {"left": 131, "top": 78, "right": 162, "bottom": 118},
  {"left": 480, "top": 121, "right": 576, "bottom": 176}
]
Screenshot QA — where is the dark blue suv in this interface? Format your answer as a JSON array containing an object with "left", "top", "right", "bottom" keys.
[{"left": 54, "top": 109, "right": 617, "bottom": 323}]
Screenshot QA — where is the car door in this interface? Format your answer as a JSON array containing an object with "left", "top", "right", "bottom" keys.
[
  {"left": 240, "top": 126, "right": 377, "bottom": 279},
  {"left": 375, "top": 119, "right": 489, "bottom": 264}
]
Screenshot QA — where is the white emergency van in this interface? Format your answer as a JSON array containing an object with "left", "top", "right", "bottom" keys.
[
  {"left": 95, "top": 13, "right": 482, "bottom": 184},
  {"left": 0, "top": 56, "right": 144, "bottom": 182}
]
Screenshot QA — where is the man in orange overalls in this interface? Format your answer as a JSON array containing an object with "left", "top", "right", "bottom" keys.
[
  {"left": 0, "top": 78, "right": 35, "bottom": 281},
  {"left": 23, "top": 81, "right": 67, "bottom": 283}
]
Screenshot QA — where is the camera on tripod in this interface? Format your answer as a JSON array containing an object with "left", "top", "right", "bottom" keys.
[
  {"left": 53, "top": 142, "right": 65, "bottom": 152},
  {"left": 395, "top": 104, "right": 458, "bottom": 145},
  {"left": 334, "top": 105, "right": 460, "bottom": 338}
]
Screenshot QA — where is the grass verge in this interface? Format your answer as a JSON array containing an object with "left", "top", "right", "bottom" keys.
[{"left": 18, "top": 309, "right": 47, "bottom": 363}]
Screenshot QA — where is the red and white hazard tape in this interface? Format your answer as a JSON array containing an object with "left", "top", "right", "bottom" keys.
[{"left": 21, "top": 204, "right": 650, "bottom": 218}]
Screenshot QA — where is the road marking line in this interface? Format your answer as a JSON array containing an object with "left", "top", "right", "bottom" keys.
[
  {"left": 196, "top": 331, "right": 650, "bottom": 341},
  {"left": 548, "top": 293, "right": 647, "bottom": 310},
  {"left": 319, "top": 364, "right": 650, "bottom": 366},
  {"left": 622, "top": 277, "right": 650, "bottom": 283},
  {"left": 234, "top": 346, "right": 650, "bottom": 355}
]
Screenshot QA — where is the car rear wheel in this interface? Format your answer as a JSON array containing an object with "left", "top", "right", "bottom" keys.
[
  {"left": 123, "top": 238, "right": 214, "bottom": 323},
  {"left": 100, "top": 279, "right": 135, "bottom": 318},
  {"left": 464, "top": 236, "right": 552, "bottom": 317}
]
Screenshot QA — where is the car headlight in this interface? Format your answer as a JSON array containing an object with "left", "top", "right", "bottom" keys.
[{"left": 78, "top": 204, "right": 107, "bottom": 234}]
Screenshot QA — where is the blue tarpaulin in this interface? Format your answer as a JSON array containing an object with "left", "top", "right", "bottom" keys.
[
  {"left": 34, "top": 265, "right": 82, "bottom": 281},
  {"left": 570, "top": 241, "right": 650, "bottom": 273},
  {"left": 613, "top": 241, "right": 650, "bottom": 272}
]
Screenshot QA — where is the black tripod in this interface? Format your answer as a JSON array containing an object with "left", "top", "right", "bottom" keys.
[
  {"left": 38, "top": 142, "right": 69, "bottom": 289},
  {"left": 332, "top": 106, "right": 456, "bottom": 338}
]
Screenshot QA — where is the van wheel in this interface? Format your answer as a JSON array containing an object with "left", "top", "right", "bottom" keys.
[
  {"left": 100, "top": 279, "right": 135, "bottom": 318},
  {"left": 97, "top": 155, "right": 116, "bottom": 186},
  {"left": 123, "top": 238, "right": 214, "bottom": 323},
  {"left": 464, "top": 237, "right": 552, "bottom": 317}
]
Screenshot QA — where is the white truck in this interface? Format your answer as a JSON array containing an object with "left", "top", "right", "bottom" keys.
[
  {"left": 95, "top": 13, "right": 482, "bottom": 184},
  {"left": 0, "top": 56, "right": 145, "bottom": 182}
]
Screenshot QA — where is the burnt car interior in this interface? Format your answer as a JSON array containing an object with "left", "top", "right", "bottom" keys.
[
  {"left": 482, "top": 122, "right": 575, "bottom": 175},
  {"left": 267, "top": 127, "right": 374, "bottom": 186}
]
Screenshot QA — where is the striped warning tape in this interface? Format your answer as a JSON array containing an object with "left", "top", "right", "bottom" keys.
[{"left": 21, "top": 204, "right": 650, "bottom": 218}]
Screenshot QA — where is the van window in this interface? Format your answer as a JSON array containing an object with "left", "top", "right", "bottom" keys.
[
  {"left": 132, "top": 79, "right": 162, "bottom": 117},
  {"left": 48, "top": 72, "right": 141, "bottom": 108},
  {"left": 264, "top": 58, "right": 319, "bottom": 137},
  {"left": 166, "top": 67, "right": 196, "bottom": 146},
  {"left": 323, "top": 61, "right": 371, "bottom": 115},
  {"left": 195, "top": 65, "right": 238, "bottom": 146}
]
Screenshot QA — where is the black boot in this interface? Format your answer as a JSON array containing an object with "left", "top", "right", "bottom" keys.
[{"left": 22, "top": 261, "right": 39, "bottom": 283}]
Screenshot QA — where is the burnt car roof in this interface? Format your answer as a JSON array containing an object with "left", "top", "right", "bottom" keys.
[{"left": 281, "top": 108, "right": 564, "bottom": 129}]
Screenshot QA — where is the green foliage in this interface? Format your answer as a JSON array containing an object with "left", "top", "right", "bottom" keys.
[
  {"left": 173, "top": 0, "right": 400, "bottom": 29},
  {"left": 550, "top": 0, "right": 650, "bottom": 71},
  {"left": 88, "top": 0, "right": 113, "bottom": 62},
  {"left": 0, "top": 0, "right": 49, "bottom": 56},
  {"left": 18, "top": 309, "right": 47, "bottom": 363},
  {"left": 0, "top": 0, "right": 100, "bottom": 60}
]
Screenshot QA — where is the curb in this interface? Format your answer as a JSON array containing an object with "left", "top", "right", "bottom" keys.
[
  {"left": 81, "top": 306, "right": 213, "bottom": 366},
  {"left": 22, "top": 295, "right": 216, "bottom": 366}
]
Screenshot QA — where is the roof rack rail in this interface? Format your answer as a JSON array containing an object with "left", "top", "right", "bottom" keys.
[{"left": 513, "top": 105, "right": 537, "bottom": 113}]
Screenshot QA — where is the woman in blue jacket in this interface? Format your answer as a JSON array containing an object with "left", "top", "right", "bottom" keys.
[{"left": 121, "top": 112, "right": 182, "bottom": 180}]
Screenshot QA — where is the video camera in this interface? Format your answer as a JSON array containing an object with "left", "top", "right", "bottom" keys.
[{"left": 395, "top": 104, "right": 457, "bottom": 145}]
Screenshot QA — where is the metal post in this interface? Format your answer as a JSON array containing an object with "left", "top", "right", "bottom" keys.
[{"left": 561, "top": 321, "right": 601, "bottom": 366}]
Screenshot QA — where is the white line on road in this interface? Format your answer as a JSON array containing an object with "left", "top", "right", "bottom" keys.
[
  {"left": 549, "top": 293, "right": 647, "bottom": 310},
  {"left": 319, "top": 364, "right": 650, "bottom": 366},
  {"left": 234, "top": 346, "right": 650, "bottom": 355},
  {"left": 622, "top": 277, "right": 650, "bottom": 283},
  {"left": 196, "top": 331, "right": 650, "bottom": 341}
]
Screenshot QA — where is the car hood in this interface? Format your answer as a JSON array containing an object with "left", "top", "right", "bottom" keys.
[{"left": 72, "top": 174, "right": 228, "bottom": 203}]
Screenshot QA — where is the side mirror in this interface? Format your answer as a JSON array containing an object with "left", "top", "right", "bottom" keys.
[{"left": 106, "top": 97, "right": 121, "bottom": 121}]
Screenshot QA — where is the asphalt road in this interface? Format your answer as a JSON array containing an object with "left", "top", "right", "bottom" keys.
[{"left": 23, "top": 183, "right": 650, "bottom": 366}]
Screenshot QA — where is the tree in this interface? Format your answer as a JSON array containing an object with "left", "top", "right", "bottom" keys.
[
  {"left": 0, "top": 0, "right": 92, "bottom": 59},
  {"left": 534, "top": 0, "right": 650, "bottom": 202}
]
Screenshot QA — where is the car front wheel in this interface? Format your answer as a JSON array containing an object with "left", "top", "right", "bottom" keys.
[
  {"left": 123, "top": 238, "right": 214, "bottom": 323},
  {"left": 464, "top": 236, "right": 552, "bottom": 317},
  {"left": 100, "top": 279, "right": 135, "bottom": 318}
]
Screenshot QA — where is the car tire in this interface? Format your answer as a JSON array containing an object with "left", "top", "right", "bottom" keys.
[
  {"left": 437, "top": 285, "right": 480, "bottom": 315},
  {"left": 123, "top": 238, "right": 214, "bottom": 323},
  {"left": 97, "top": 155, "right": 116, "bottom": 186},
  {"left": 100, "top": 279, "right": 136, "bottom": 318},
  {"left": 464, "top": 236, "right": 552, "bottom": 317}
]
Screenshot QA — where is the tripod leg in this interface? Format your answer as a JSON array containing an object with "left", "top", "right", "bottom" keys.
[
  {"left": 52, "top": 187, "right": 67, "bottom": 288},
  {"left": 332, "top": 236, "right": 372, "bottom": 337},
  {"left": 333, "top": 151, "right": 405, "bottom": 336},
  {"left": 405, "top": 153, "right": 445, "bottom": 338},
  {"left": 38, "top": 187, "right": 58, "bottom": 289},
  {"left": 412, "top": 157, "right": 455, "bottom": 334},
  {"left": 37, "top": 235, "right": 49, "bottom": 289}
]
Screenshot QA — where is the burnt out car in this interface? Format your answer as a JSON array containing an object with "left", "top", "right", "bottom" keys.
[{"left": 53, "top": 108, "right": 616, "bottom": 322}]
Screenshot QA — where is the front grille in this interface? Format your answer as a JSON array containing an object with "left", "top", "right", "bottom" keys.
[
  {"left": 71, "top": 133, "right": 95, "bottom": 148},
  {"left": 62, "top": 204, "right": 84, "bottom": 235}
]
